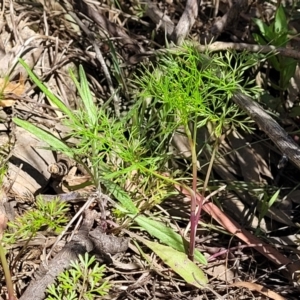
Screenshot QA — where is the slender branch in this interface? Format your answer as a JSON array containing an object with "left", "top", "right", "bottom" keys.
[
  {"left": 172, "top": 0, "right": 199, "bottom": 45},
  {"left": 232, "top": 92, "right": 300, "bottom": 170},
  {"left": 192, "top": 41, "right": 300, "bottom": 60},
  {"left": 157, "top": 41, "right": 300, "bottom": 61}
]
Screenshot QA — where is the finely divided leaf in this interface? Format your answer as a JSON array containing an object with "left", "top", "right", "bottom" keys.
[{"left": 102, "top": 179, "right": 138, "bottom": 214}]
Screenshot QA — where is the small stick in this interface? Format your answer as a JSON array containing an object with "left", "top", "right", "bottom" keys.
[{"left": 232, "top": 92, "right": 300, "bottom": 170}]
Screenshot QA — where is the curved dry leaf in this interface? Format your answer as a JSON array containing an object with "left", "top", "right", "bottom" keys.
[
  {"left": 231, "top": 281, "right": 286, "bottom": 300},
  {"left": 0, "top": 75, "right": 25, "bottom": 107},
  {"left": 6, "top": 127, "right": 55, "bottom": 196},
  {"left": 252, "top": 142, "right": 273, "bottom": 180},
  {"left": 219, "top": 191, "right": 267, "bottom": 230},
  {"left": 205, "top": 263, "right": 235, "bottom": 282},
  {"left": 266, "top": 206, "right": 296, "bottom": 227},
  {"left": 0, "top": 99, "right": 15, "bottom": 107}
]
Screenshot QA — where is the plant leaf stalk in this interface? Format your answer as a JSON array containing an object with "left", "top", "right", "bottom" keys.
[
  {"left": 184, "top": 121, "right": 199, "bottom": 260},
  {"left": 0, "top": 244, "right": 16, "bottom": 300},
  {"left": 186, "top": 117, "right": 219, "bottom": 261}
]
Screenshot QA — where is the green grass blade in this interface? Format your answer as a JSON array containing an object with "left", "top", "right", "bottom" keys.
[
  {"left": 79, "top": 65, "right": 97, "bottom": 125},
  {"left": 18, "top": 59, "right": 77, "bottom": 123},
  {"left": 12, "top": 118, "right": 73, "bottom": 157},
  {"left": 268, "top": 189, "right": 280, "bottom": 208},
  {"left": 69, "top": 65, "right": 97, "bottom": 126},
  {"left": 134, "top": 216, "right": 207, "bottom": 264}
]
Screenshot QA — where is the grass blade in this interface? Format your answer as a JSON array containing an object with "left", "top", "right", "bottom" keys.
[
  {"left": 18, "top": 59, "right": 77, "bottom": 123},
  {"left": 12, "top": 118, "right": 73, "bottom": 157},
  {"left": 69, "top": 65, "right": 97, "bottom": 126}
]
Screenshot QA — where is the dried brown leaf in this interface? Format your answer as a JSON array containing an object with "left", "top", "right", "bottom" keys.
[
  {"left": 0, "top": 75, "right": 25, "bottom": 107},
  {"left": 231, "top": 281, "right": 286, "bottom": 300}
]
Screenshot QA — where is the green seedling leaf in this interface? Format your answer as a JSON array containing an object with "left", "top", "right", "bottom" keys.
[
  {"left": 282, "top": 59, "right": 297, "bottom": 88},
  {"left": 18, "top": 59, "right": 77, "bottom": 123},
  {"left": 134, "top": 215, "right": 207, "bottom": 265},
  {"left": 142, "top": 239, "right": 208, "bottom": 288},
  {"left": 274, "top": 5, "right": 288, "bottom": 34},
  {"left": 259, "top": 189, "right": 280, "bottom": 224},
  {"left": 12, "top": 118, "right": 73, "bottom": 157},
  {"left": 267, "top": 55, "right": 280, "bottom": 72},
  {"left": 252, "top": 33, "right": 266, "bottom": 46},
  {"left": 271, "top": 57, "right": 281, "bottom": 72},
  {"left": 102, "top": 179, "right": 138, "bottom": 214},
  {"left": 252, "top": 32, "right": 286, "bottom": 65},
  {"left": 268, "top": 189, "right": 280, "bottom": 208},
  {"left": 70, "top": 65, "right": 97, "bottom": 126},
  {"left": 270, "top": 29, "right": 289, "bottom": 47},
  {"left": 252, "top": 19, "right": 274, "bottom": 42}
]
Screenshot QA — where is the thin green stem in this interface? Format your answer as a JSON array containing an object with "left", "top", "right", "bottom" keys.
[
  {"left": 79, "top": 263, "right": 87, "bottom": 300},
  {"left": 0, "top": 244, "right": 16, "bottom": 300},
  {"left": 11, "top": 232, "right": 35, "bottom": 271},
  {"left": 193, "top": 140, "right": 219, "bottom": 244},
  {"left": 91, "top": 130, "right": 100, "bottom": 187},
  {"left": 202, "top": 140, "right": 218, "bottom": 194},
  {"left": 184, "top": 122, "right": 198, "bottom": 261}
]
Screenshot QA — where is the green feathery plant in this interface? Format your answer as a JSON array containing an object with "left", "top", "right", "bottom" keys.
[
  {"left": 13, "top": 48, "right": 262, "bottom": 285},
  {"left": 12, "top": 58, "right": 210, "bottom": 288},
  {"left": 135, "top": 43, "right": 261, "bottom": 260},
  {"left": 4, "top": 196, "right": 69, "bottom": 245},
  {"left": 11, "top": 59, "right": 171, "bottom": 214},
  {"left": 1, "top": 196, "right": 69, "bottom": 300},
  {"left": 46, "top": 253, "right": 111, "bottom": 300}
]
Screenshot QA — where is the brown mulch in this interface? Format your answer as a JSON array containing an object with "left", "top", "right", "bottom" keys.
[{"left": 1, "top": 0, "right": 300, "bottom": 299}]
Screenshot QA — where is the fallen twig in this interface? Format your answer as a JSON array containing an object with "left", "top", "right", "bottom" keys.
[
  {"left": 232, "top": 92, "right": 300, "bottom": 170},
  {"left": 209, "top": 0, "right": 248, "bottom": 41},
  {"left": 144, "top": 0, "right": 174, "bottom": 36},
  {"left": 193, "top": 41, "right": 300, "bottom": 60},
  {"left": 172, "top": 0, "right": 199, "bottom": 45}
]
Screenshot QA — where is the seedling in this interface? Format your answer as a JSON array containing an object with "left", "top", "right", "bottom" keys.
[
  {"left": 46, "top": 253, "right": 111, "bottom": 300},
  {"left": 256, "top": 189, "right": 280, "bottom": 235},
  {"left": 4, "top": 196, "right": 69, "bottom": 245},
  {"left": 253, "top": 5, "right": 297, "bottom": 107},
  {"left": 135, "top": 43, "right": 261, "bottom": 260},
  {"left": 12, "top": 45, "right": 261, "bottom": 288},
  {"left": 0, "top": 197, "right": 69, "bottom": 300}
]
